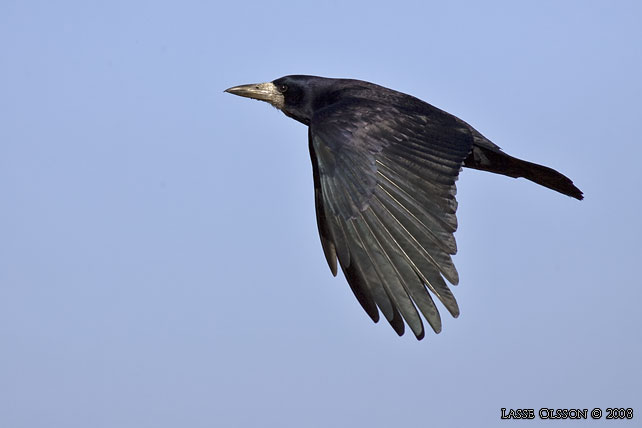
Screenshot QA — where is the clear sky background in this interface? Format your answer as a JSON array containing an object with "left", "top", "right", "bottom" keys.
[{"left": 2, "top": 1, "right": 641, "bottom": 427}]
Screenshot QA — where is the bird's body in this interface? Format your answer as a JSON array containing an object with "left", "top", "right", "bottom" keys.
[{"left": 225, "top": 75, "right": 582, "bottom": 339}]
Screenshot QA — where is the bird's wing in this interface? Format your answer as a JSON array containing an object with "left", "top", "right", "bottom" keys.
[{"left": 309, "top": 100, "right": 474, "bottom": 339}]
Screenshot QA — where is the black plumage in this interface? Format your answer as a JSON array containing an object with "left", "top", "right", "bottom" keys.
[{"left": 225, "top": 75, "right": 583, "bottom": 339}]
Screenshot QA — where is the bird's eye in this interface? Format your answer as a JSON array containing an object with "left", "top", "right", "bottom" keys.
[{"left": 278, "top": 84, "right": 288, "bottom": 93}]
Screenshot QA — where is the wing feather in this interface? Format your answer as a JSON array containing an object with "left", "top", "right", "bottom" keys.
[
  {"left": 356, "top": 210, "right": 425, "bottom": 338},
  {"left": 366, "top": 201, "right": 443, "bottom": 332},
  {"left": 343, "top": 217, "right": 405, "bottom": 334}
]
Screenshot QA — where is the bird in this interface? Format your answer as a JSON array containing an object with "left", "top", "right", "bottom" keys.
[{"left": 225, "top": 75, "right": 583, "bottom": 340}]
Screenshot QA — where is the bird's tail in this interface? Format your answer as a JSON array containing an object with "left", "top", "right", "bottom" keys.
[{"left": 464, "top": 145, "right": 584, "bottom": 200}]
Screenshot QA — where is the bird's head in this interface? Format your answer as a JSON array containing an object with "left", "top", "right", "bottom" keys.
[{"left": 225, "top": 75, "right": 339, "bottom": 125}]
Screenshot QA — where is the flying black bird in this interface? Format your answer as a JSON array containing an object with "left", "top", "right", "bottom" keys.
[{"left": 225, "top": 75, "right": 582, "bottom": 340}]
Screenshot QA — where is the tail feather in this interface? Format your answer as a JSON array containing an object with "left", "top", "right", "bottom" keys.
[{"left": 464, "top": 146, "right": 584, "bottom": 200}]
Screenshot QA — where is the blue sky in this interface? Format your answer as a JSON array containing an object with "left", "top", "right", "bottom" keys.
[{"left": 2, "top": 1, "right": 641, "bottom": 427}]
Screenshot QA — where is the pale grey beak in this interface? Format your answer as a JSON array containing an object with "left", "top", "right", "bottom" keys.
[{"left": 224, "top": 82, "right": 284, "bottom": 109}]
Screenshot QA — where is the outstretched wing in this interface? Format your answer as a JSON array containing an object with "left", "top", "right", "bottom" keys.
[{"left": 309, "top": 99, "right": 474, "bottom": 339}]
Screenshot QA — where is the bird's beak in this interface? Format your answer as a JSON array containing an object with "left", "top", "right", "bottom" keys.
[{"left": 224, "top": 82, "right": 284, "bottom": 109}]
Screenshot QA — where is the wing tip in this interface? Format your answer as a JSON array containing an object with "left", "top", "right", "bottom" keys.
[{"left": 389, "top": 315, "right": 405, "bottom": 337}]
